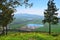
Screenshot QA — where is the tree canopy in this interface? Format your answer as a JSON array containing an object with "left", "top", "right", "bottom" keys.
[
  {"left": 0, "top": 0, "right": 32, "bottom": 35},
  {"left": 43, "top": 0, "right": 59, "bottom": 24}
]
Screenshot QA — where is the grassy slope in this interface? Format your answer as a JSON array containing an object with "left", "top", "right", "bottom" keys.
[{"left": 0, "top": 32, "right": 58, "bottom": 40}]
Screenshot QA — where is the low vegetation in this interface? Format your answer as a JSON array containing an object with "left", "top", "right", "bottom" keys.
[{"left": 0, "top": 32, "right": 60, "bottom": 40}]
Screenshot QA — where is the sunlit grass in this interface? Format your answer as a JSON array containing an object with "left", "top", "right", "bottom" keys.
[{"left": 0, "top": 32, "right": 58, "bottom": 40}]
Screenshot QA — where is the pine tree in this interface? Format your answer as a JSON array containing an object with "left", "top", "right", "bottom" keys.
[{"left": 42, "top": 0, "right": 59, "bottom": 34}]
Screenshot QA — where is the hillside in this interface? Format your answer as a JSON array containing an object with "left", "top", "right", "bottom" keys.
[
  {"left": 9, "top": 14, "right": 44, "bottom": 29},
  {"left": 7, "top": 14, "right": 60, "bottom": 34}
]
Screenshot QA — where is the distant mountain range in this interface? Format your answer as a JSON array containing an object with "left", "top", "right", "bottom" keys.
[{"left": 14, "top": 13, "right": 44, "bottom": 20}]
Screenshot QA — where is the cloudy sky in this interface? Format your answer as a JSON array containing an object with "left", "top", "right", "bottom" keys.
[{"left": 14, "top": 0, "right": 60, "bottom": 16}]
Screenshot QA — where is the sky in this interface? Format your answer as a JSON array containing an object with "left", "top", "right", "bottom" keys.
[{"left": 14, "top": 0, "right": 60, "bottom": 16}]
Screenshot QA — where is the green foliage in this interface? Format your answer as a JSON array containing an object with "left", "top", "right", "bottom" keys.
[
  {"left": 0, "top": 0, "right": 32, "bottom": 26},
  {"left": 42, "top": 0, "right": 59, "bottom": 34},
  {"left": 43, "top": 0, "right": 59, "bottom": 24},
  {"left": 0, "top": 0, "right": 32, "bottom": 35}
]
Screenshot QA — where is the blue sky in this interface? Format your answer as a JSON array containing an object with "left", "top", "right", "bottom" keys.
[{"left": 14, "top": 0, "right": 60, "bottom": 16}]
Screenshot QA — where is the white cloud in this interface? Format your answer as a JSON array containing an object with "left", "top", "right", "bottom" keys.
[
  {"left": 57, "top": 10, "right": 60, "bottom": 17},
  {"left": 14, "top": 8, "right": 60, "bottom": 16},
  {"left": 14, "top": 9, "right": 44, "bottom": 16}
]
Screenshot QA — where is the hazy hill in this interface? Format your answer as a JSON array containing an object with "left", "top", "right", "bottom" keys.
[
  {"left": 14, "top": 13, "right": 44, "bottom": 19},
  {"left": 13, "top": 13, "right": 44, "bottom": 23},
  {"left": 9, "top": 13, "right": 44, "bottom": 29}
]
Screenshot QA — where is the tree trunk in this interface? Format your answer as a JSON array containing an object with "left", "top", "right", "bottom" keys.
[
  {"left": 6, "top": 26, "right": 7, "bottom": 35},
  {"left": 49, "top": 22, "right": 51, "bottom": 35},
  {"left": 2, "top": 26, "right": 5, "bottom": 34}
]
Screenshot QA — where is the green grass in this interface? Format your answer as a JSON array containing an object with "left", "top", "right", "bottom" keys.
[{"left": 0, "top": 32, "right": 56, "bottom": 40}]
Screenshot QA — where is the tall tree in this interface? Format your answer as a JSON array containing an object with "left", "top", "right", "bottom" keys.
[
  {"left": 42, "top": 0, "right": 59, "bottom": 34},
  {"left": 2, "top": 8, "right": 14, "bottom": 35},
  {"left": 0, "top": 0, "right": 32, "bottom": 35}
]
